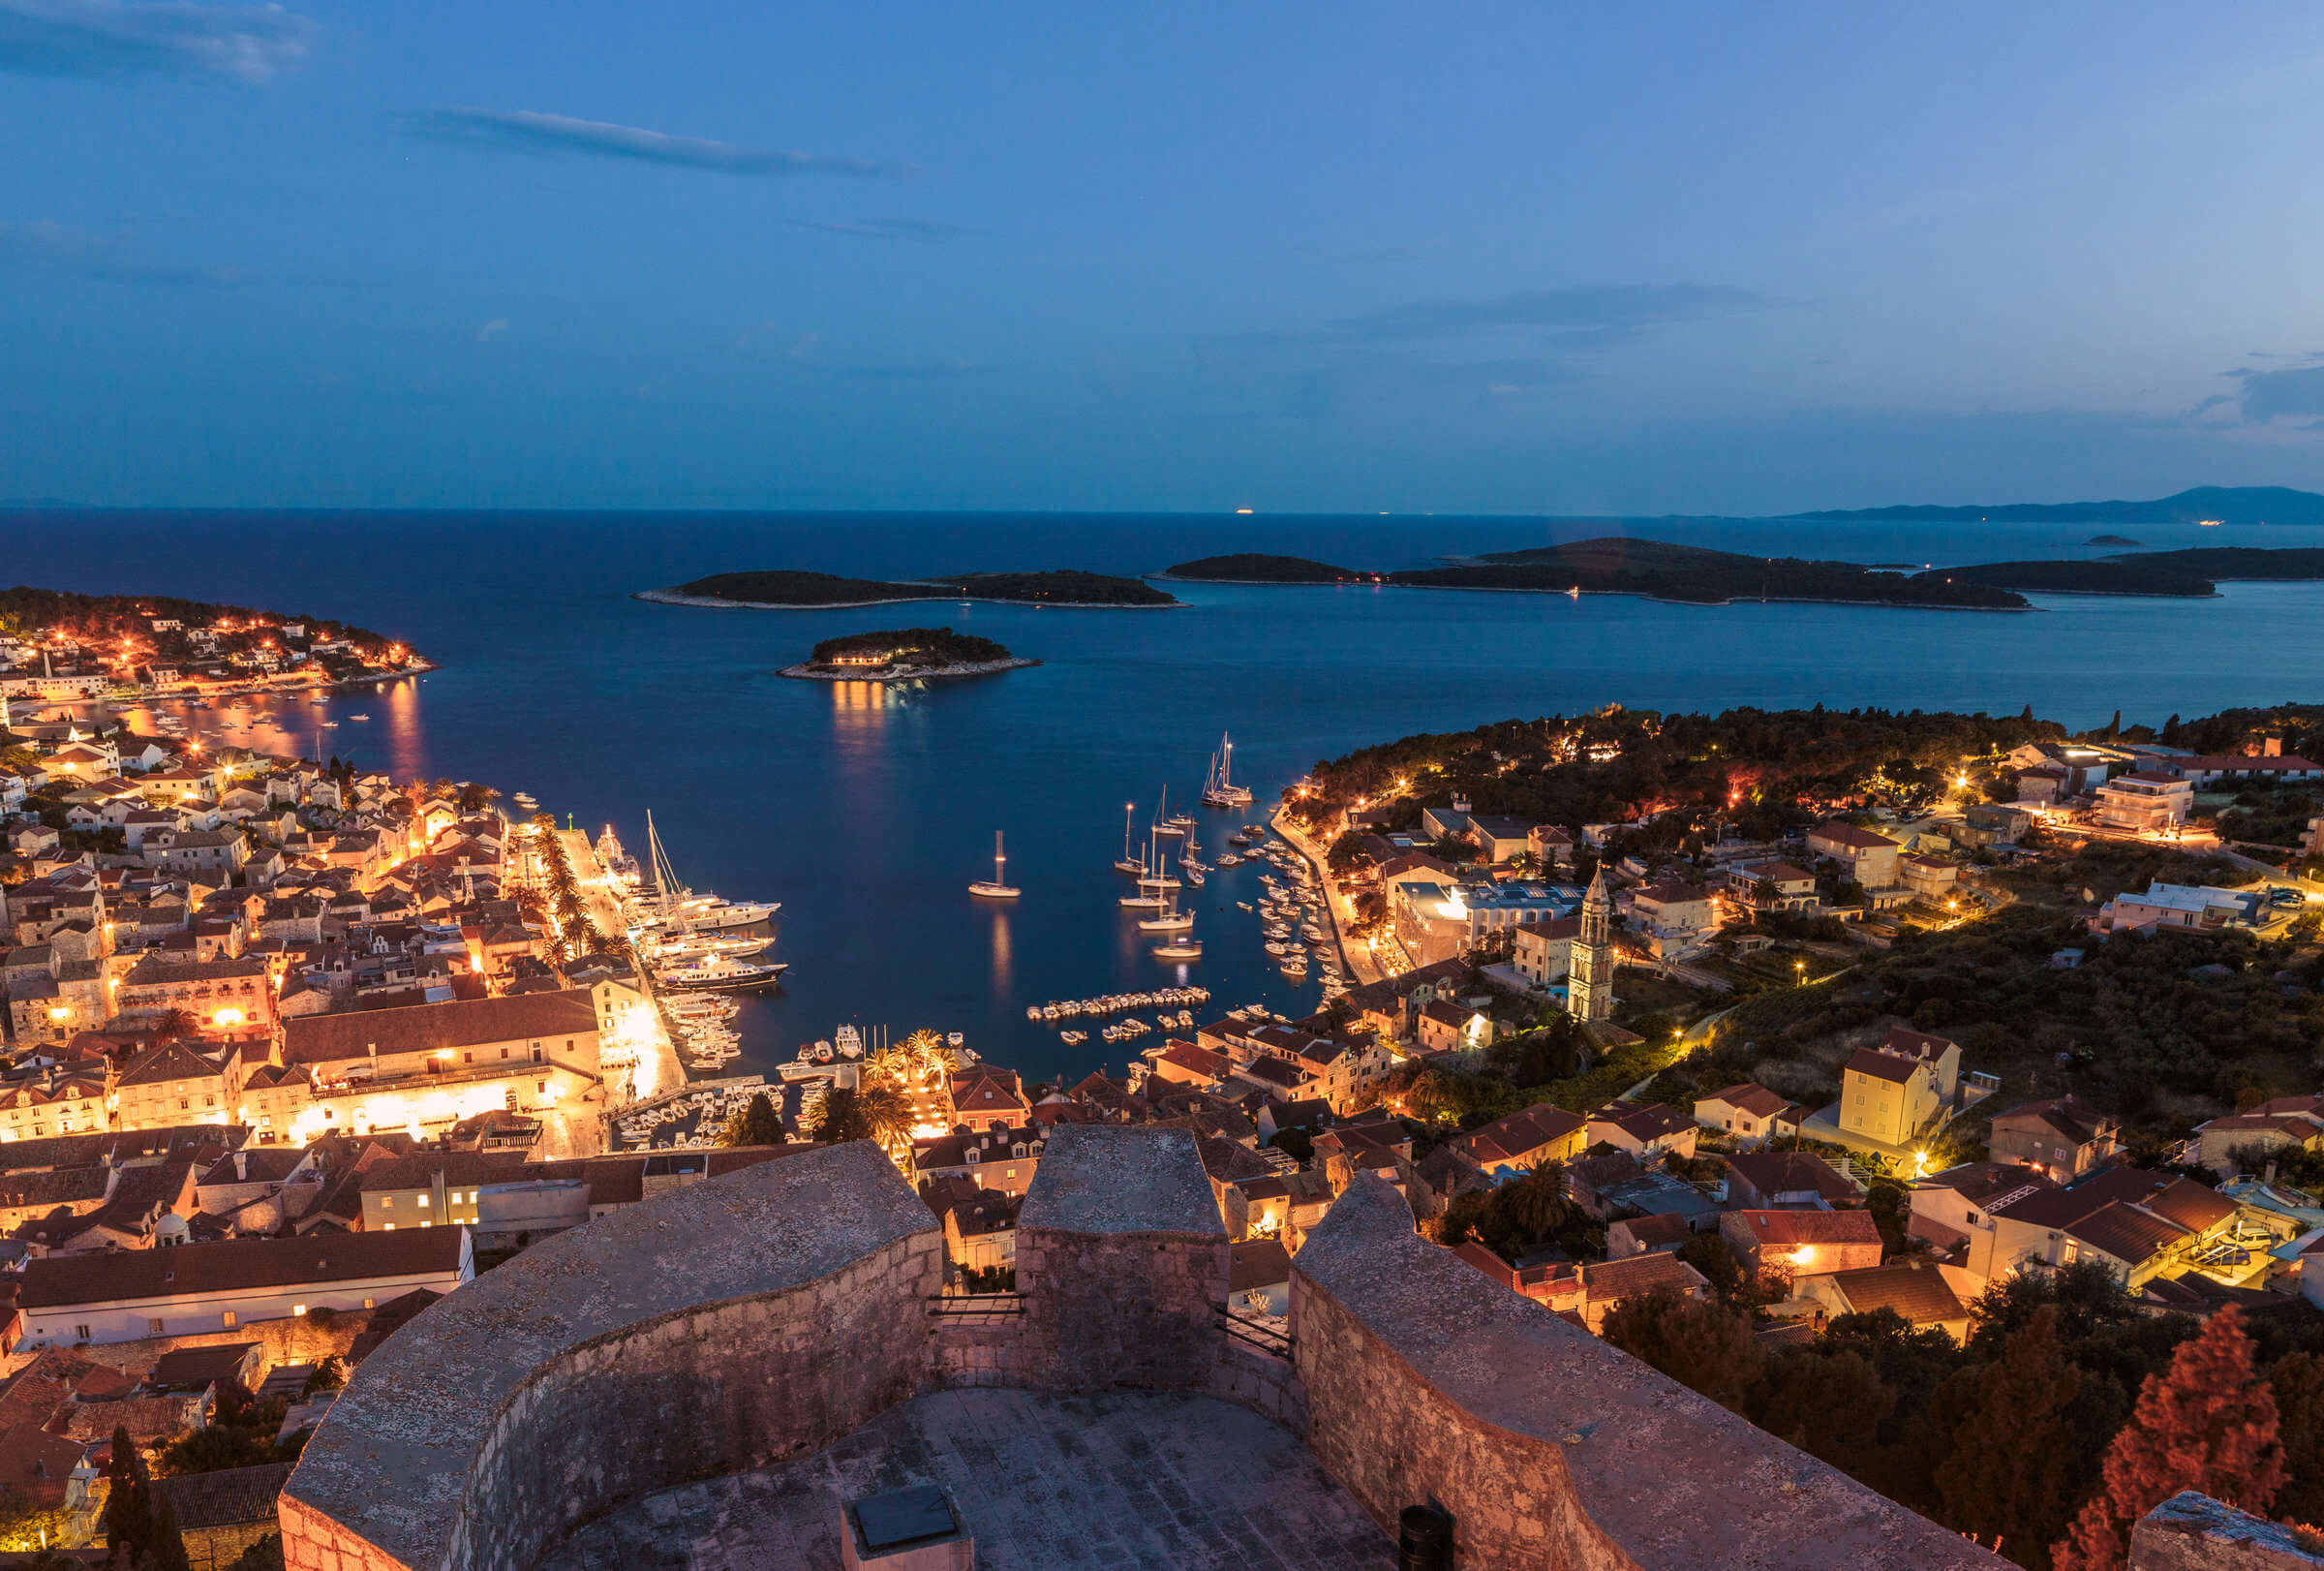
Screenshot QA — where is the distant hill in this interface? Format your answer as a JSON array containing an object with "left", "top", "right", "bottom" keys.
[
  {"left": 1162, "top": 553, "right": 1359, "bottom": 583},
  {"left": 1788, "top": 485, "right": 2324, "bottom": 527}
]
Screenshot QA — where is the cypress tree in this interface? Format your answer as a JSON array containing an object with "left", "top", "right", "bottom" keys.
[
  {"left": 1935, "top": 1305, "right": 2083, "bottom": 1567},
  {"left": 101, "top": 1426, "right": 152, "bottom": 1567},
  {"left": 2053, "top": 1305, "right": 2284, "bottom": 1571},
  {"left": 141, "top": 1494, "right": 191, "bottom": 1571}
]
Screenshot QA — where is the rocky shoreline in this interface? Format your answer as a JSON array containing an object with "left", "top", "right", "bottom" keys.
[{"left": 777, "top": 657, "right": 1041, "bottom": 684}]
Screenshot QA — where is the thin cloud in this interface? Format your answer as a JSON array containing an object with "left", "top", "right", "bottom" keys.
[
  {"left": 794, "top": 217, "right": 972, "bottom": 240},
  {"left": 474, "top": 317, "right": 508, "bottom": 342},
  {"left": 0, "top": 0, "right": 315, "bottom": 82},
  {"left": 1325, "top": 283, "right": 1765, "bottom": 343},
  {"left": 2219, "top": 364, "right": 2324, "bottom": 424},
  {"left": 0, "top": 219, "right": 246, "bottom": 285},
  {"left": 411, "top": 108, "right": 898, "bottom": 178}
]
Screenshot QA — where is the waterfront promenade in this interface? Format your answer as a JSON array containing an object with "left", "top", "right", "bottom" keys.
[
  {"left": 557, "top": 825, "right": 687, "bottom": 1103},
  {"left": 1269, "top": 809, "right": 1388, "bottom": 988}
]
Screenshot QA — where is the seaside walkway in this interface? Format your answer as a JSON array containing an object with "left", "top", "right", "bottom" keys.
[
  {"left": 558, "top": 826, "right": 687, "bottom": 1103},
  {"left": 1268, "top": 810, "right": 1385, "bottom": 987}
]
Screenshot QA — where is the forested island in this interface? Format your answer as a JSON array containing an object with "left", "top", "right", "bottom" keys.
[
  {"left": 641, "top": 568, "right": 1177, "bottom": 609},
  {"left": 1403, "top": 538, "right": 2031, "bottom": 608},
  {"left": 778, "top": 626, "right": 1035, "bottom": 682},
  {"left": 1158, "top": 553, "right": 1364, "bottom": 583}
]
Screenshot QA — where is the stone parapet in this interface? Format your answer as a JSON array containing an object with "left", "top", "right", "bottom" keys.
[
  {"left": 1016, "top": 1125, "right": 1232, "bottom": 1394},
  {"left": 2132, "top": 1493, "right": 2324, "bottom": 1571},
  {"left": 1290, "top": 1174, "right": 2007, "bottom": 1571},
  {"left": 279, "top": 1141, "right": 941, "bottom": 1571}
]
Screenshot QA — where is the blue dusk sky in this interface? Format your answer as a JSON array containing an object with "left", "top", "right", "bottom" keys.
[{"left": 6, "top": 2, "right": 2324, "bottom": 513}]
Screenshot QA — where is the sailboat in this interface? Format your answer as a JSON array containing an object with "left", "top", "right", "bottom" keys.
[
  {"left": 969, "top": 831, "right": 1022, "bottom": 899},
  {"left": 639, "top": 811, "right": 780, "bottom": 933},
  {"left": 1120, "top": 824, "right": 1169, "bottom": 908},
  {"left": 1113, "top": 802, "right": 1147, "bottom": 875},
  {"left": 1150, "top": 936, "right": 1203, "bottom": 960},
  {"left": 1137, "top": 891, "right": 1194, "bottom": 932},
  {"left": 1201, "top": 731, "right": 1255, "bottom": 808},
  {"left": 1151, "top": 783, "right": 1185, "bottom": 837}
]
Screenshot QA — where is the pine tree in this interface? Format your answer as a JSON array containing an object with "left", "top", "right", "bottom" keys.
[
  {"left": 722, "top": 1092, "right": 783, "bottom": 1148},
  {"left": 2271, "top": 1351, "right": 2324, "bottom": 1525},
  {"left": 2052, "top": 1306, "right": 2284, "bottom": 1571},
  {"left": 1935, "top": 1305, "right": 2083, "bottom": 1568},
  {"left": 1600, "top": 1289, "right": 1764, "bottom": 1413}
]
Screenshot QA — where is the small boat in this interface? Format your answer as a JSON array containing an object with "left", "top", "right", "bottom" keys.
[
  {"left": 319, "top": 721, "right": 339, "bottom": 728},
  {"left": 1184, "top": 869, "right": 1206, "bottom": 887},
  {"left": 1152, "top": 940, "right": 1203, "bottom": 960},
  {"left": 1237, "top": 901, "right": 1253, "bottom": 911},
  {"left": 1138, "top": 904, "right": 1195, "bottom": 932},
  {"left": 1118, "top": 892, "right": 1166, "bottom": 909},
  {"left": 969, "top": 830, "right": 1022, "bottom": 899},
  {"left": 349, "top": 713, "right": 370, "bottom": 722}
]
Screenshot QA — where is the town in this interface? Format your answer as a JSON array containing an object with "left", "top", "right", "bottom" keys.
[{"left": 6, "top": 668, "right": 2324, "bottom": 1567}]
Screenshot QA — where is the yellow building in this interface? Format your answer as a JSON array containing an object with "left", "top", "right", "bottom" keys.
[{"left": 1839, "top": 1045, "right": 1942, "bottom": 1149}]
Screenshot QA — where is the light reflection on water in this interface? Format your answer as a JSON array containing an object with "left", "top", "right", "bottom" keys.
[{"left": 15, "top": 509, "right": 2324, "bottom": 1087}]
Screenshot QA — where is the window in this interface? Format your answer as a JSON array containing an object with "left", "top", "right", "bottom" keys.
[
  {"left": 500, "top": 1047, "right": 509, "bottom": 1059},
  {"left": 380, "top": 1196, "right": 392, "bottom": 1208},
  {"left": 147, "top": 1317, "right": 165, "bottom": 1335},
  {"left": 416, "top": 1194, "right": 430, "bottom": 1208},
  {"left": 221, "top": 1310, "right": 237, "bottom": 1328},
  {"left": 74, "top": 1325, "right": 90, "bottom": 1341},
  {"left": 292, "top": 1305, "right": 306, "bottom": 1317},
  {"left": 362, "top": 1297, "right": 375, "bottom": 1309},
  {"left": 382, "top": 1222, "right": 394, "bottom": 1231}
]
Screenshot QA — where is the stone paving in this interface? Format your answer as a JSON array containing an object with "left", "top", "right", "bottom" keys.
[{"left": 539, "top": 1388, "right": 1395, "bottom": 1571}]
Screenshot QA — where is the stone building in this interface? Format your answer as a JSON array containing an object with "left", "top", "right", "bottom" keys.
[{"left": 1566, "top": 865, "right": 1615, "bottom": 1022}]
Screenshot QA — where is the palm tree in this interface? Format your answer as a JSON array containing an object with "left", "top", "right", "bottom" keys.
[
  {"left": 857, "top": 1083, "right": 913, "bottom": 1148},
  {"left": 897, "top": 1028, "right": 952, "bottom": 1081},
  {"left": 152, "top": 1007, "right": 199, "bottom": 1044}
]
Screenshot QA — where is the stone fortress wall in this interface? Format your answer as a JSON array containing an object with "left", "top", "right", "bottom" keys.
[{"left": 279, "top": 1126, "right": 2309, "bottom": 1571}]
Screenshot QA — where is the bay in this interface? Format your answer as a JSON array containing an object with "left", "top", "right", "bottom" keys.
[{"left": 10, "top": 508, "right": 2324, "bottom": 1086}]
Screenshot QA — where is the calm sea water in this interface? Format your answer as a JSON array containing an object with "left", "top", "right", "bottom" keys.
[{"left": 10, "top": 508, "right": 2324, "bottom": 1085}]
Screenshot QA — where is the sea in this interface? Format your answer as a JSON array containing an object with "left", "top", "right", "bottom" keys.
[{"left": 10, "top": 508, "right": 2324, "bottom": 1088}]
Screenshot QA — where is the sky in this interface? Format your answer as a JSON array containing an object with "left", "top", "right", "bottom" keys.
[{"left": 8, "top": 2, "right": 2324, "bottom": 514}]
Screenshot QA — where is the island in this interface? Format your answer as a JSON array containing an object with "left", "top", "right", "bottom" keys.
[
  {"left": 1157, "top": 553, "right": 1365, "bottom": 583},
  {"left": 0, "top": 583, "right": 427, "bottom": 702},
  {"left": 778, "top": 626, "right": 1036, "bottom": 683},
  {"left": 2087, "top": 534, "right": 2142, "bottom": 546},
  {"left": 1390, "top": 538, "right": 2032, "bottom": 609},
  {"left": 640, "top": 568, "right": 1178, "bottom": 609},
  {"left": 1935, "top": 559, "right": 2217, "bottom": 597}
]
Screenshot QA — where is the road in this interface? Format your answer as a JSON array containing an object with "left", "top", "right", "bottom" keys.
[{"left": 1268, "top": 809, "right": 1389, "bottom": 987}]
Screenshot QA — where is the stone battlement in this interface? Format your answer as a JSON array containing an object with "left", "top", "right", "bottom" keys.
[{"left": 280, "top": 1130, "right": 2016, "bottom": 1570}]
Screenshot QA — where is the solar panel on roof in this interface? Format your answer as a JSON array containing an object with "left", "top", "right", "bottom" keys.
[{"left": 852, "top": 1484, "right": 957, "bottom": 1551}]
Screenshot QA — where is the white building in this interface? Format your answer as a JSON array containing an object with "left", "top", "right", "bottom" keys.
[
  {"left": 2092, "top": 772, "right": 2194, "bottom": 833},
  {"left": 15, "top": 1226, "right": 472, "bottom": 1345}
]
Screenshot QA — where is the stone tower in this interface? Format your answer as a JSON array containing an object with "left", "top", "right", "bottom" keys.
[{"left": 1568, "top": 864, "right": 1614, "bottom": 1022}]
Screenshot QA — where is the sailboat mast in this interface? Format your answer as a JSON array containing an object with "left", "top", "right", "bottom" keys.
[{"left": 994, "top": 829, "right": 1006, "bottom": 878}]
